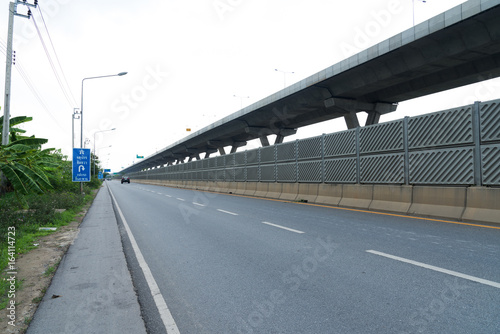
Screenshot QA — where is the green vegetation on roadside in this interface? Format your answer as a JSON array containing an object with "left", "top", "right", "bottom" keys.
[{"left": 0, "top": 115, "right": 105, "bottom": 309}]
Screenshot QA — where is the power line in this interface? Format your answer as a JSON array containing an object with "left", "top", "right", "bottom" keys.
[
  {"left": 0, "top": 39, "right": 65, "bottom": 131},
  {"left": 31, "top": 11, "right": 75, "bottom": 109},
  {"left": 37, "top": 5, "right": 78, "bottom": 106}
]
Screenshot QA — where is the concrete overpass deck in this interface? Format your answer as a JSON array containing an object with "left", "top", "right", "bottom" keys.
[{"left": 122, "top": 0, "right": 500, "bottom": 173}]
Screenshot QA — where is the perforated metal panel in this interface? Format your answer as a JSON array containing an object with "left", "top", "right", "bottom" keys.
[
  {"left": 360, "top": 153, "right": 404, "bottom": 184},
  {"left": 207, "top": 170, "right": 217, "bottom": 181},
  {"left": 480, "top": 99, "right": 500, "bottom": 143},
  {"left": 360, "top": 120, "right": 403, "bottom": 153},
  {"left": 408, "top": 106, "right": 473, "bottom": 149},
  {"left": 246, "top": 149, "right": 259, "bottom": 165},
  {"left": 409, "top": 148, "right": 474, "bottom": 185},
  {"left": 277, "top": 163, "right": 296, "bottom": 182},
  {"left": 234, "top": 151, "right": 246, "bottom": 166},
  {"left": 225, "top": 168, "right": 235, "bottom": 182},
  {"left": 225, "top": 155, "right": 235, "bottom": 167},
  {"left": 260, "top": 165, "right": 275, "bottom": 182},
  {"left": 216, "top": 156, "right": 225, "bottom": 168},
  {"left": 298, "top": 136, "right": 322, "bottom": 160},
  {"left": 276, "top": 141, "right": 296, "bottom": 162},
  {"left": 216, "top": 169, "right": 225, "bottom": 181},
  {"left": 298, "top": 161, "right": 322, "bottom": 183},
  {"left": 260, "top": 146, "right": 275, "bottom": 163},
  {"left": 234, "top": 167, "right": 246, "bottom": 181},
  {"left": 324, "top": 130, "right": 356, "bottom": 157},
  {"left": 324, "top": 158, "right": 357, "bottom": 183},
  {"left": 482, "top": 144, "right": 500, "bottom": 185},
  {"left": 247, "top": 166, "right": 259, "bottom": 181}
]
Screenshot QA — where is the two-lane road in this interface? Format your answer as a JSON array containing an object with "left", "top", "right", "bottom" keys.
[{"left": 106, "top": 181, "right": 500, "bottom": 334}]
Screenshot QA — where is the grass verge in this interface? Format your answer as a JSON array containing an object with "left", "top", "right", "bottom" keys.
[{"left": 0, "top": 189, "right": 99, "bottom": 310}]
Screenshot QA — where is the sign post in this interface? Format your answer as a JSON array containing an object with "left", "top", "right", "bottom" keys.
[{"left": 72, "top": 148, "right": 91, "bottom": 182}]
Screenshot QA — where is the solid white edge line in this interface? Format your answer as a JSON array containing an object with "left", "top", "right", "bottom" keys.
[
  {"left": 261, "top": 221, "right": 305, "bottom": 234},
  {"left": 217, "top": 209, "right": 239, "bottom": 216},
  {"left": 108, "top": 187, "right": 181, "bottom": 334},
  {"left": 366, "top": 250, "right": 500, "bottom": 289}
]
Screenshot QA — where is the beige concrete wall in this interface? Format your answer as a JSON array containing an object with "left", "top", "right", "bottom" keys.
[
  {"left": 280, "top": 183, "right": 299, "bottom": 201},
  {"left": 370, "top": 185, "right": 412, "bottom": 213},
  {"left": 339, "top": 184, "right": 373, "bottom": 209},
  {"left": 462, "top": 187, "right": 500, "bottom": 224},
  {"left": 315, "top": 184, "right": 342, "bottom": 206},
  {"left": 296, "top": 183, "right": 319, "bottom": 203},
  {"left": 131, "top": 179, "right": 499, "bottom": 224},
  {"left": 266, "top": 183, "right": 283, "bottom": 199},
  {"left": 409, "top": 186, "right": 467, "bottom": 220}
]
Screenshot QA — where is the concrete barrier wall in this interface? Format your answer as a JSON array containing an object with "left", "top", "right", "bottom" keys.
[{"left": 131, "top": 179, "right": 500, "bottom": 225}]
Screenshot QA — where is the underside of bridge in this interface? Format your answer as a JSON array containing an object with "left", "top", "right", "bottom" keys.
[{"left": 121, "top": 0, "right": 500, "bottom": 173}]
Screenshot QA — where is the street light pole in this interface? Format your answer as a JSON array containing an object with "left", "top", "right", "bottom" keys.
[
  {"left": 233, "top": 94, "right": 249, "bottom": 109},
  {"left": 72, "top": 108, "right": 80, "bottom": 149},
  {"left": 275, "top": 68, "right": 294, "bottom": 89},
  {"left": 93, "top": 129, "right": 115, "bottom": 176},
  {"left": 80, "top": 72, "right": 127, "bottom": 193}
]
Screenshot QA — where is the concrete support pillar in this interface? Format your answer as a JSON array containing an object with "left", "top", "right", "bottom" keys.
[
  {"left": 218, "top": 147, "right": 226, "bottom": 155},
  {"left": 344, "top": 111, "right": 360, "bottom": 129},
  {"left": 324, "top": 97, "right": 397, "bottom": 129},
  {"left": 275, "top": 134, "right": 285, "bottom": 144},
  {"left": 365, "top": 111, "right": 381, "bottom": 126},
  {"left": 260, "top": 136, "right": 270, "bottom": 147}
]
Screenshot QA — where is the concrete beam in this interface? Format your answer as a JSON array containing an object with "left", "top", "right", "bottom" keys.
[{"left": 260, "top": 136, "right": 270, "bottom": 147}]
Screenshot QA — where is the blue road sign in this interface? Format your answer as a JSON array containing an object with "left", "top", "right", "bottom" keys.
[
  {"left": 72, "top": 148, "right": 91, "bottom": 182},
  {"left": 98, "top": 172, "right": 103, "bottom": 180},
  {"left": 104, "top": 169, "right": 111, "bottom": 173}
]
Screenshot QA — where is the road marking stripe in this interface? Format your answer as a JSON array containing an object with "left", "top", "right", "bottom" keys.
[
  {"left": 193, "top": 202, "right": 205, "bottom": 207},
  {"left": 108, "top": 187, "right": 180, "bottom": 334},
  {"left": 366, "top": 250, "right": 500, "bottom": 289},
  {"left": 165, "top": 195, "right": 171, "bottom": 198},
  {"left": 176, "top": 198, "right": 185, "bottom": 201},
  {"left": 187, "top": 189, "right": 500, "bottom": 230},
  {"left": 217, "top": 209, "right": 239, "bottom": 216},
  {"left": 262, "top": 222, "right": 305, "bottom": 234}
]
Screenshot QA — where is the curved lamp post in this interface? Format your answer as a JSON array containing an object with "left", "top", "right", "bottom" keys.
[
  {"left": 80, "top": 71, "right": 126, "bottom": 193},
  {"left": 93, "top": 129, "right": 115, "bottom": 176},
  {"left": 80, "top": 72, "right": 127, "bottom": 148}
]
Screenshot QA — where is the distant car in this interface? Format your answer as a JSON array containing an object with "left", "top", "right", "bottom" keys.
[{"left": 121, "top": 176, "right": 130, "bottom": 184}]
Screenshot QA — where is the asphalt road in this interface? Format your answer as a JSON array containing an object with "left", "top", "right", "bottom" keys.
[{"left": 107, "top": 180, "right": 500, "bottom": 334}]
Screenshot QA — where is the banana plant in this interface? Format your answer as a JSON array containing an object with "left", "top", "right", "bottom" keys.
[{"left": 1, "top": 116, "right": 56, "bottom": 207}]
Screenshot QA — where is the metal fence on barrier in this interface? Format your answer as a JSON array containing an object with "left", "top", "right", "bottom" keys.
[{"left": 130, "top": 99, "right": 500, "bottom": 186}]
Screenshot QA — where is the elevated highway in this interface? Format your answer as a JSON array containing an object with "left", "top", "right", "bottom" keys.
[{"left": 122, "top": 0, "right": 500, "bottom": 174}]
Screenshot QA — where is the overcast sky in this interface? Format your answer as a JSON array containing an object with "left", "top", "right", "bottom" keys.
[{"left": 2, "top": 0, "right": 499, "bottom": 173}]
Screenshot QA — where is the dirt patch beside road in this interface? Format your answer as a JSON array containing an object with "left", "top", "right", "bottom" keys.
[{"left": 0, "top": 206, "right": 90, "bottom": 334}]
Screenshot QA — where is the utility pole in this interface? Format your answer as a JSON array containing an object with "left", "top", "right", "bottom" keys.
[{"left": 2, "top": 0, "right": 38, "bottom": 146}]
